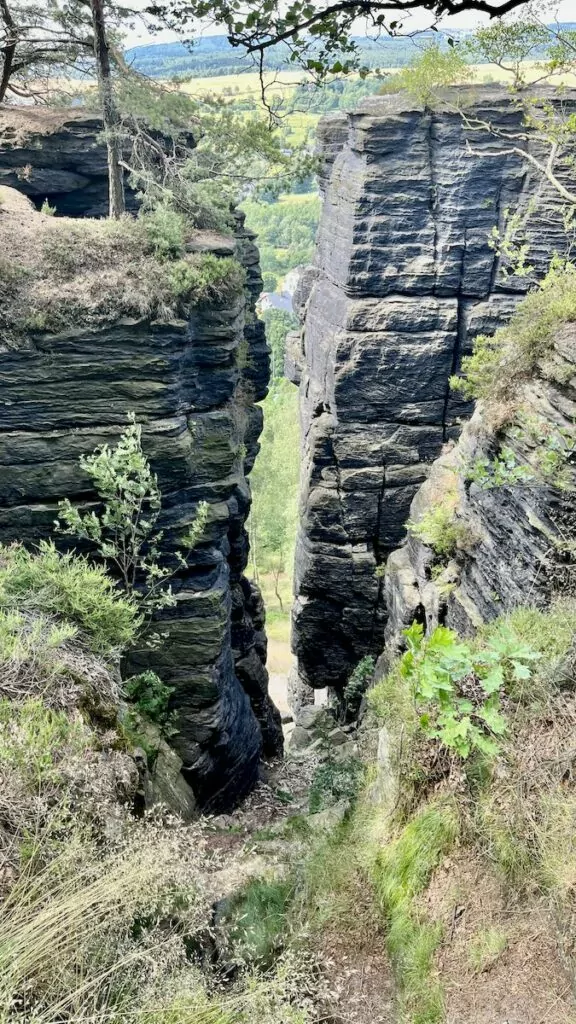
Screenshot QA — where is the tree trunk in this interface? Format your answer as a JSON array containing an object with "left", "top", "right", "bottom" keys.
[
  {"left": 90, "top": 0, "right": 124, "bottom": 218},
  {"left": 0, "top": 0, "right": 18, "bottom": 104}
]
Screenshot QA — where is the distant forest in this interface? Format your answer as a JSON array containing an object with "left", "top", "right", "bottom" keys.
[{"left": 124, "top": 30, "right": 494, "bottom": 79}]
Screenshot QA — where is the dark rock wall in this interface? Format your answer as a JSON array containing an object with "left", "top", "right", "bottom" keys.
[
  {"left": 0, "top": 195, "right": 282, "bottom": 810},
  {"left": 290, "top": 87, "right": 576, "bottom": 697},
  {"left": 382, "top": 323, "right": 576, "bottom": 656},
  {"left": 0, "top": 110, "right": 141, "bottom": 217}
]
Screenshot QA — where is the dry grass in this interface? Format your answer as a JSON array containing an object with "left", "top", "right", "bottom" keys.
[{"left": 0, "top": 187, "right": 243, "bottom": 344}]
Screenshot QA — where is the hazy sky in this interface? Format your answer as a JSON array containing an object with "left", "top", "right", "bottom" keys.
[{"left": 124, "top": 0, "right": 576, "bottom": 48}]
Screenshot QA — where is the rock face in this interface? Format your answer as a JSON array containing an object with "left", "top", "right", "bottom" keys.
[
  {"left": 0, "top": 109, "right": 144, "bottom": 217},
  {"left": 290, "top": 86, "right": 576, "bottom": 697},
  {"left": 0, "top": 192, "right": 282, "bottom": 811},
  {"left": 383, "top": 321, "right": 576, "bottom": 654}
]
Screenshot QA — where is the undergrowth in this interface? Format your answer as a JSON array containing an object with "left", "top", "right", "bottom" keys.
[
  {"left": 407, "top": 497, "right": 472, "bottom": 560},
  {"left": 451, "top": 260, "right": 576, "bottom": 404},
  {"left": 0, "top": 193, "right": 245, "bottom": 341},
  {"left": 0, "top": 541, "right": 140, "bottom": 655},
  {"left": 373, "top": 802, "right": 459, "bottom": 1024}
]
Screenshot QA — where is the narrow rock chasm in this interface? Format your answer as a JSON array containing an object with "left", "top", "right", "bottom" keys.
[{"left": 288, "top": 86, "right": 576, "bottom": 706}]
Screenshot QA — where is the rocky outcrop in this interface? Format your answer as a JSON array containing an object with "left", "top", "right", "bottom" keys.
[
  {"left": 290, "top": 86, "right": 576, "bottom": 698},
  {"left": 383, "top": 322, "right": 576, "bottom": 656},
  {"left": 0, "top": 108, "right": 151, "bottom": 217},
  {"left": 0, "top": 191, "right": 282, "bottom": 811}
]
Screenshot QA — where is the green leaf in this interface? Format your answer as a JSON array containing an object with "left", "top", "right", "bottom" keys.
[{"left": 480, "top": 666, "right": 504, "bottom": 695}]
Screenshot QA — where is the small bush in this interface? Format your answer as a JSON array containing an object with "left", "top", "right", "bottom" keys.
[
  {"left": 167, "top": 253, "right": 245, "bottom": 304},
  {"left": 142, "top": 204, "right": 186, "bottom": 260},
  {"left": 40, "top": 199, "right": 56, "bottom": 216},
  {"left": 478, "top": 599, "right": 576, "bottom": 703},
  {"left": 398, "top": 621, "right": 539, "bottom": 760},
  {"left": 452, "top": 261, "right": 576, "bottom": 404},
  {"left": 408, "top": 498, "right": 471, "bottom": 559},
  {"left": 342, "top": 655, "right": 375, "bottom": 719},
  {"left": 124, "top": 670, "right": 174, "bottom": 729},
  {"left": 58, "top": 417, "right": 210, "bottom": 621},
  {"left": 0, "top": 542, "right": 140, "bottom": 655},
  {"left": 308, "top": 756, "right": 364, "bottom": 814},
  {"left": 466, "top": 446, "right": 534, "bottom": 490}
]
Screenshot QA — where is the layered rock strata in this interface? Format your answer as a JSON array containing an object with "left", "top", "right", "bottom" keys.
[
  {"left": 0, "top": 108, "right": 159, "bottom": 217},
  {"left": 290, "top": 86, "right": 576, "bottom": 697},
  {"left": 383, "top": 321, "right": 576, "bottom": 655},
  {"left": 0, "top": 193, "right": 282, "bottom": 810}
]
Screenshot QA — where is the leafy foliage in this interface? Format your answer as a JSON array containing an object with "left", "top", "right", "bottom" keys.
[
  {"left": 342, "top": 655, "right": 375, "bottom": 720},
  {"left": 150, "top": 0, "right": 534, "bottom": 82},
  {"left": 407, "top": 496, "right": 471, "bottom": 559},
  {"left": 0, "top": 541, "right": 140, "bottom": 655},
  {"left": 466, "top": 445, "right": 534, "bottom": 490},
  {"left": 124, "top": 670, "right": 174, "bottom": 728},
  {"left": 58, "top": 416, "right": 209, "bottom": 616},
  {"left": 466, "top": 19, "right": 575, "bottom": 89},
  {"left": 385, "top": 41, "right": 472, "bottom": 105},
  {"left": 262, "top": 308, "right": 299, "bottom": 379},
  {"left": 242, "top": 193, "right": 320, "bottom": 292},
  {"left": 399, "top": 622, "right": 539, "bottom": 759}
]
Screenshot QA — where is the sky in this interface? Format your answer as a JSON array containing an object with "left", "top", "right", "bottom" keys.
[{"left": 123, "top": 0, "right": 576, "bottom": 48}]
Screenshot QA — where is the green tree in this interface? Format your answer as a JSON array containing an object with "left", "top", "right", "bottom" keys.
[
  {"left": 262, "top": 308, "right": 298, "bottom": 379},
  {"left": 459, "top": 19, "right": 576, "bottom": 266},
  {"left": 0, "top": 0, "right": 90, "bottom": 103},
  {"left": 384, "top": 41, "right": 471, "bottom": 105},
  {"left": 248, "top": 379, "right": 299, "bottom": 606},
  {"left": 148, "top": 0, "right": 535, "bottom": 81},
  {"left": 243, "top": 193, "right": 320, "bottom": 282},
  {"left": 58, "top": 414, "right": 208, "bottom": 616},
  {"left": 465, "top": 19, "right": 553, "bottom": 87}
]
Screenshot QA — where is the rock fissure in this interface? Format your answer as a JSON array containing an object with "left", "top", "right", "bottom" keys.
[{"left": 290, "top": 87, "right": 576, "bottom": 698}]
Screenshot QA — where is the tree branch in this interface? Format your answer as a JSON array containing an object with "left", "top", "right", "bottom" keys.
[{"left": 236, "top": 0, "right": 534, "bottom": 54}]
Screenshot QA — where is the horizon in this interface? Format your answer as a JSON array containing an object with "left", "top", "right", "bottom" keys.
[{"left": 122, "top": 1, "right": 576, "bottom": 50}]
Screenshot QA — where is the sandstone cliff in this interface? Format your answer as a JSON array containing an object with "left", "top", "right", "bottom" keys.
[
  {"left": 0, "top": 108, "right": 143, "bottom": 217},
  {"left": 290, "top": 86, "right": 576, "bottom": 700},
  {"left": 0, "top": 186, "right": 282, "bottom": 810},
  {"left": 384, "top": 315, "right": 576, "bottom": 657}
]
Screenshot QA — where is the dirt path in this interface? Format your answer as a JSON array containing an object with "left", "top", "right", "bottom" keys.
[
  {"left": 267, "top": 638, "right": 293, "bottom": 717},
  {"left": 207, "top": 743, "right": 397, "bottom": 1024}
]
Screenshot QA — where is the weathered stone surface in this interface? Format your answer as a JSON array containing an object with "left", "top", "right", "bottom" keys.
[
  {"left": 0, "top": 109, "right": 142, "bottom": 217},
  {"left": 292, "top": 86, "right": 576, "bottom": 696},
  {"left": 0, "top": 188, "right": 282, "bottom": 810},
  {"left": 383, "top": 324, "right": 576, "bottom": 650}
]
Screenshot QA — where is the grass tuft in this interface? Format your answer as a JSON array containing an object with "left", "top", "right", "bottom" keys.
[
  {"left": 372, "top": 802, "right": 458, "bottom": 1023},
  {"left": 0, "top": 541, "right": 140, "bottom": 655}
]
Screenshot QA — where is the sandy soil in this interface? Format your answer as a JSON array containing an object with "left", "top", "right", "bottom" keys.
[{"left": 266, "top": 638, "right": 293, "bottom": 717}]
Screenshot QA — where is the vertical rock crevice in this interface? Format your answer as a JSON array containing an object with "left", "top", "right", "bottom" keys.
[{"left": 290, "top": 86, "right": 576, "bottom": 698}]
